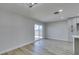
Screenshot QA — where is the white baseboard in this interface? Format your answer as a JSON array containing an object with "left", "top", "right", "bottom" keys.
[
  {"left": 0, "top": 41, "right": 35, "bottom": 54},
  {"left": 45, "top": 38, "right": 72, "bottom": 43}
]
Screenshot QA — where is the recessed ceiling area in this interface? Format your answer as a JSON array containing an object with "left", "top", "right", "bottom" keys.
[{"left": 0, "top": 3, "right": 79, "bottom": 22}]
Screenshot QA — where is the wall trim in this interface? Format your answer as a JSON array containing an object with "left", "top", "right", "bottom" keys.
[{"left": 45, "top": 38, "right": 72, "bottom": 43}]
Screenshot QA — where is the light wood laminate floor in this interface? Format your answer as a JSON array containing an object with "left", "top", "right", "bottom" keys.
[{"left": 2, "top": 39, "right": 73, "bottom": 55}]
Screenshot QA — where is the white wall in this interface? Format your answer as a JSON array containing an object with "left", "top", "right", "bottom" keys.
[
  {"left": 46, "top": 18, "right": 79, "bottom": 42},
  {"left": 46, "top": 21, "right": 69, "bottom": 41},
  {"left": 0, "top": 10, "right": 45, "bottom": 53}
]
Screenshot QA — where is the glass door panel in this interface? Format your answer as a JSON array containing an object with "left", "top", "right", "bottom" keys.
[{"left": 34, "top": 24, "right": 43, "bottom": 41}]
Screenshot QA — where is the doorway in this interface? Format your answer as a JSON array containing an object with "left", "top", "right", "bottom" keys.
[{"left": 34, "top": 24, "right": 43, "bottom": 41}]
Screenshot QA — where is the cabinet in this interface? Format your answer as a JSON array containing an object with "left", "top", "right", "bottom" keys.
[{"left": 67, "top": 17, "right": 77, "bottom": 42}]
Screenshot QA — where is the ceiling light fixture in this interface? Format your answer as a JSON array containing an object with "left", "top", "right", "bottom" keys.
[
  {"left": 54, "top": 9, "right": 63, "bottom": 14},
  {"left": 58, "top": 9, "right": 63, "bottom": 12},
  {"left": 25, "top": 3, "right": 37, "bottom": 8}
]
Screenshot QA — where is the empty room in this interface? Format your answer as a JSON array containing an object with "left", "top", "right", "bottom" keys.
[{"left": 0, "top": 3, "right": 79, "bottom": 55}]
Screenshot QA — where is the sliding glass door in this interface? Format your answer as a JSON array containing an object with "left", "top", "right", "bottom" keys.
[{"left": 34, "top": 24, "right": 43, "bottom": 40}]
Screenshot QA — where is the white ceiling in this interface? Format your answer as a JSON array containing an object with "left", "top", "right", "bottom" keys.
[{"left": 0, "top": 3, "right": 79, "bottom": 22}]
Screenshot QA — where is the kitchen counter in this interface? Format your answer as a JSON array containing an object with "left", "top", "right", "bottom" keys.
[{"left": 73, "top": 35, "right": 79, "bottom": 38}]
